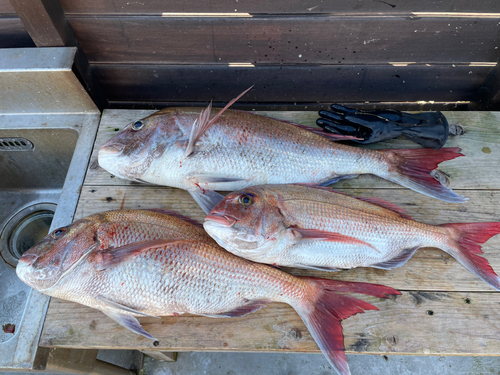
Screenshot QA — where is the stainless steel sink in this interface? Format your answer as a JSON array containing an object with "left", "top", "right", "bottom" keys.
[
  {"left": 0, "top": 47, "right": 100, "bottom": 370},
  {"left": 0, "top": 127, "right": 79, "bottom": 344}
]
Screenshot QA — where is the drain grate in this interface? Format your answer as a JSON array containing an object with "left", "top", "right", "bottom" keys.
[{"left": 0, "top": 137, "right": 34, "bottom": 151}]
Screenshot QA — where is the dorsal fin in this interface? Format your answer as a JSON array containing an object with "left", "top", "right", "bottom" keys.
[
  {"left": 354, "top": 197, "right": 413, "bottom": 220},
  {"left": 283, "top": 121, "right": 362, "bottom": 141},
  {"left": 147, "top": 208, "right": 203, "bottom": 228},
  {"left": 292, "top": 184, "right": 413, "bottom": 220},
  {"left": 184, "top": 86, "right": 253, "bottom": 157}
]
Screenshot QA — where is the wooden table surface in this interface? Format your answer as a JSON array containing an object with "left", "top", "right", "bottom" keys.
[{"left": 40, "top": 110, "right": 500, "bottom": 357}]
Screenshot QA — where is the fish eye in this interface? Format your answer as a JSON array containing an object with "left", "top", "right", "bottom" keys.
[
  {"left": 132, "top": 121, "right": 144, "bottom": 131},
  {"left": 238, "top": 194, "right": 253, "bottom": 206},
  {"left": 51, "top": 227, "right": 67, "bottom": 239}
]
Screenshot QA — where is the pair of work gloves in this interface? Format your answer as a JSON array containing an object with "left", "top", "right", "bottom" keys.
[{"left": 316, "top": 105, "right": 449, "bottom": 149}]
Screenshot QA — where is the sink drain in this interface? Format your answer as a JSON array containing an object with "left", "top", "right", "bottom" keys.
[{"left": 0, "top": 203, "right": 56, "bottom": 267}]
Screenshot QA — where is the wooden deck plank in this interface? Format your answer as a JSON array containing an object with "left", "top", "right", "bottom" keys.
[
  {"left": 85, "top": 110, "right": 500, "bottom": 190},
  {"left": 40, "top": 291, "right": 500, "bottom": 356},
  {"left": 41, "top": 109, "right": 500, "bottom": 356}
]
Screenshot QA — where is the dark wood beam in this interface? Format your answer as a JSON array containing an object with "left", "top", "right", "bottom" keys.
[
  {"left": 9, "top": 0, "right": 108, "bottom": 109},
  {"left": 471, "top": 63, "right": 500, "bottom": 110}
]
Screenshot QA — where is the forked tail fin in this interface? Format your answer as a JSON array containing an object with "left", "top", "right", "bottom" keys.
[
  {"left": 380, "top": 147, "right": 467, "bottom": 203},
  {"left": 441, "top": 222, "right": 500, "bottom": 290},
  {"left": 293, "top": 278, "right": 400, "bottom": 375}
]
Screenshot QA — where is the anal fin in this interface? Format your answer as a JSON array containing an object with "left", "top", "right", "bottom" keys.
[
  {"left": 371, "top": 246, "right": 419, "bottom": 270},
  {"left": 199, "top": 300, "right": 270, "bottom": 318}
]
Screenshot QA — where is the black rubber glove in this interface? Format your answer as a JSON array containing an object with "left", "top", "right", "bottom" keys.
[{"left": 316, "top": 104, "right": 449, "bottom": 149}]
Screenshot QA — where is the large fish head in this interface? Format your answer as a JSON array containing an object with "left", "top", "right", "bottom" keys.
[
  {"left": 204, "top": 187, "right": 285, "bottom": 260},
  {"left": 16, "top": 218, "right": 98, "bottom": 292},
  {"left": 98, "top": 111, "right": 184, "bottom": 181}
]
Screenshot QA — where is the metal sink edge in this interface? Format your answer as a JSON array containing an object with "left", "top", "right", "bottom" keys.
[{"left": 0, "top": 112, "right": 101, "bottom": 370}]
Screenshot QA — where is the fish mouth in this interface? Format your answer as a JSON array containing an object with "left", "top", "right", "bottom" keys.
[
  {"left": 16, "top": 255, "right": 35, "bottom": 283},
  {"left": 18, "top": 253, "right": 37, "bottom": 266},
  {"left": 205, "top": 214, "right": 237, "bottom": 227},
  {"left": 99, "top": 142, "right": 125, "bottom": 156}
]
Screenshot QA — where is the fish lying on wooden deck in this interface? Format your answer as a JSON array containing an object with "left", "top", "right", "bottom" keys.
[
  {"left": 98, "top": 89, "right": 466, "bottom": 213},
  {"left": 204, "top": 184, "right": 500, "bottom": 291},
  {"left": 16, "top": 209, "right": 400, "bottom": 375}
]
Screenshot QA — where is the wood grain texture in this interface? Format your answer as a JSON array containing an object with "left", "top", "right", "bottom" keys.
[
  {"left": 59, "top": 0, "right": 500, "bottom": 15},
  {"left": 69, "top": 17, "right": 500, "bottom": 64},
  {"left": 84, "top": 110, "right": 500, "bottom": 190},
  {"left": 0, "top": 0, "right": 15, "bottom": 14},
  {"left": 93, "top": 64, "right": 491, "bottom": 104},
  {"left": 0, "top": 17, "right": 35, "bottom": 48},
  {"left": 9, "top": 0, "right": 72, "bottom": 46},
  {"left": 41, "top": 291, "right": 500, "bottom": 355}
]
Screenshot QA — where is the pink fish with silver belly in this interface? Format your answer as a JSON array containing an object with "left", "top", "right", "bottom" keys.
[
  {"left": 98, "top": 88, "right": 466, "bottom": 214},
  {"left": 16, "top": 209, "right": 400, "bottom": 375},
  {"left": 204, "top": 184, "right": 500, "bottom": 291}
]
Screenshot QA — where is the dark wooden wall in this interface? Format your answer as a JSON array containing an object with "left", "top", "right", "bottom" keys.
[{"left": 4, "top": 0, "right": 500, "bottom": 109}]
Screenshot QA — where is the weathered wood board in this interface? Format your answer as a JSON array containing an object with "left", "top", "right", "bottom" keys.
[
  {"left": 59, "top": 0, "right": 500, "bottom": 15},
  {"left": 41, "top": 110, "right": 500, "bottom": 356},
  {"left": 70, "top": 17, "right": 500, "bottom": 64},
  {"left": 41, "top": 292, "right": 500, "bottom": 356}
]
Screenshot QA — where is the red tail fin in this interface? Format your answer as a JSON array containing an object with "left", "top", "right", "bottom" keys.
[
  {"left": 294, "top": 278, "right": 400, "bottom": 375},
  {"left": 381, "top": 147, "right": 467, "bottom": 203},
  {"left": 441, "top": 222, "right": 500, "bottom": 290}
]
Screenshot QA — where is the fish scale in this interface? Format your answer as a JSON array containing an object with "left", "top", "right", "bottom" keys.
[
  {"left": 279, "top": 198, "right": 427, "bottom": 266},
  {"left": 99, "top": 107, "right": 466, "bottom": 214},
  {"left": 17, "top": 209, "right": 402, "bottom": 375}
]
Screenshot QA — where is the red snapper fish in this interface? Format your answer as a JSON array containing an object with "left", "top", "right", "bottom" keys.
[
  {"left": 204, "top": 184, "right": 500, "bottom": 291},
  {"left": 98, "top": 89, "right": 466, "bottom": 214},
  {"left": 16, "top": 209, "right": 400, "bottom": 375}
]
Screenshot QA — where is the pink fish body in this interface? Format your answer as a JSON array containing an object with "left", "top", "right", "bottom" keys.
[
  {"left": 98, "top": 104, "right": 466, "bottom": 213},
  {"left": 16, "top": 209, "right": 400, "bottom": 375},
  {"left": 204, "top": 184, "right": 500, "bottom": 290}
]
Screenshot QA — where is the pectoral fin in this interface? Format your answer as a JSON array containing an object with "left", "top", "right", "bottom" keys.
[
  {"left": 101, "top": 309, "right": 157, "bottom": 340},
  {"left": 188, "top": 174, "right": 247, "bottom": 184},
  {"left": 287, "top": 228, "right": 379, "bottom": 253},
  {"left": 93, "top": 239, "right": 192, "bottom": 270},
  {"left": 188, "top": 189, "right": 225, "bottom": 214},
  {"left": 96, "top": 295, "right": 160, "bottom": 319}
]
